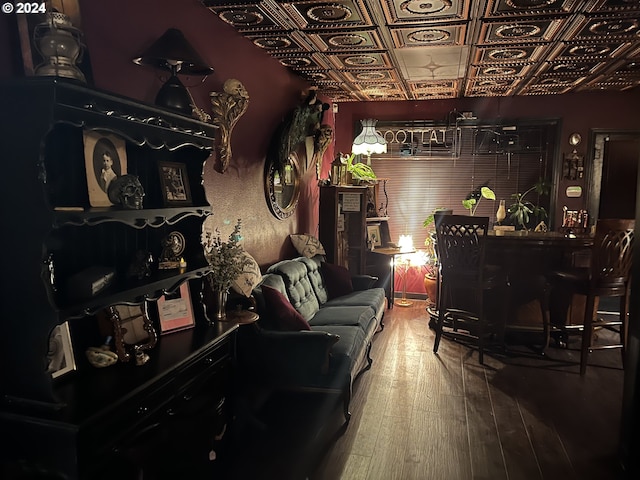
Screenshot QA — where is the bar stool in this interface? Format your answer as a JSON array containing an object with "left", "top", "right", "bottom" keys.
[
  {"left": 432, "top": 215, "right": 509, "bottom": 364},
  {"left": 549, "top": 219, "right": 634, "bottom": 375}
]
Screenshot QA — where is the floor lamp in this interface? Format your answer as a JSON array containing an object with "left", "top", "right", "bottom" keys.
[{"left": 395, "top": 235, "right": 414, "bottom": 307}]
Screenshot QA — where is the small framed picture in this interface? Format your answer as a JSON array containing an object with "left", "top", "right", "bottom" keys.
[
  {"left": 83, "top": 130, "right": 128, "bottom": 207},
  {"left": 157, "top": 283, "right": 196, "bottom": 334},
  {"left": 158, "top": 161, "right": 192, "bottom": 206},
  {"left": 47, "top": 322, "right": 77, "bottom": 379},
  {"left": 367, "top": 224, "right": 382, "bottom": 247}
]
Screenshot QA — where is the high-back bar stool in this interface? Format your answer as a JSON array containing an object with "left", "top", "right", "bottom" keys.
[
  {"left": 549, "top": 219, "right": 634, "bottom": 375},
  {"left": 433, "top": 215, "right": 509, "bottom": 364}
]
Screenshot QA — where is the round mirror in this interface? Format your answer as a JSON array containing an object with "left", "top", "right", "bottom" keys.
[{"left": 265, "top": 152, "right": 301, "bottom": 219}]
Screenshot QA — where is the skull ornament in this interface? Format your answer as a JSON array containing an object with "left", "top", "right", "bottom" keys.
[
  {"left": 108, "top": 174, "right": 145, "bottom": 209},
  {"left": 223, "top": 78, "right": 249, "bottom": 99}
]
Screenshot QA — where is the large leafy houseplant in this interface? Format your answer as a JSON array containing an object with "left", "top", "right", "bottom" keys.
[{"left": 508, "top": 178, "right": 551, "bottom": 230}]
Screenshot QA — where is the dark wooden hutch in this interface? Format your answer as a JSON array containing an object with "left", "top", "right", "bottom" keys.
[{"left": 0, "top": 78, "right": 237, "bottom": 479}]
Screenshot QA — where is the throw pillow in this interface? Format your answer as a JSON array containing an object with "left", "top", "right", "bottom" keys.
[
  {"left": 261, "top": 285, "right": 311, "bottom": 331},
  {"left": 321, "top": 262, "right": 354, "bottom": 300},
  {"left": 231, "top": 250, "right": 262, "bottom": 297},
  {"left": 290, "top": 234, "right": 326, "bottom": 258}
]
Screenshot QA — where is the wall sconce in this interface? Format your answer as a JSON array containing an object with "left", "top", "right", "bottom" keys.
[
  {"left": 133, "top": 28, "right": 213, "bottom": 115},
  {"left": 352, "top": 119, "right": 387, "bottom": 165}
]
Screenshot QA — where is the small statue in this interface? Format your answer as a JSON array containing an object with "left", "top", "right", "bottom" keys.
[
  {"left": 210, "top": 78, "right": 250, "bottom": 173},
  {"left": 127, "top": 250, "right": 154, "bottom": 280},
  {"left": 159, "top": 231, "right": 186, "bottom": 270},
  {"left": 107, "top": 174, "right": 145, "bottom": 209}
]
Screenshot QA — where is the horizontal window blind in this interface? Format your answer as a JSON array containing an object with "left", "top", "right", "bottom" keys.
[{"left": 369, "top": 122, "right": 557, "bottom": 247}]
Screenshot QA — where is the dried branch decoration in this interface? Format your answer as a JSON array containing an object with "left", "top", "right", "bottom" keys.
[{"left": 209, "top": 79, "right": 250, "bottom": 173}]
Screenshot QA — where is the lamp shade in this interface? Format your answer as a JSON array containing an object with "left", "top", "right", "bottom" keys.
[
  {"left": 352, "top": 119, "right": 387, "bottom": 156},
  {"left": 133, "top": 28, "right": 213, "bottom": 115},
  {"left": 132, "top": 28, "right": 213, "bottom": 76}
]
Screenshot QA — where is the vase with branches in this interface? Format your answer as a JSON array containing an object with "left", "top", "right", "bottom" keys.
[{"left": 202, "top": 219, "right": 252, "bottom": 321}]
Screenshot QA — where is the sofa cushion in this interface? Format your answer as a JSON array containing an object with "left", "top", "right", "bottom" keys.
[
  {"left": 261, "top": 285, "right": 311, "bottom": 331},
  {"left": 290, "top": 234, "right": 326, "bottom": 258},
  {"left": 324, "top": 288, "right": 386, "bottom": 309},
  {"left": 231, "top": 250, "right": 261, "bottom": 297},
  {"left": 267, "top": 259, "right": 320, "bottom": 321},
  {"left": 309, "top": 305, "right": 378, "bottom": 338},
  {"left": 299, "top": 256, "right": 329, "bottom": 304},
  {"left": 321, "top": 261, "right": 354, "bottom": 300}
]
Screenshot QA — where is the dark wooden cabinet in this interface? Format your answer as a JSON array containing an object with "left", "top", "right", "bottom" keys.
[
  {"left": 319, "top": 185, "right": 368, "bottom": 274},
  {"left": 0, "top": 78, "right": 237, "bottom": 479}
]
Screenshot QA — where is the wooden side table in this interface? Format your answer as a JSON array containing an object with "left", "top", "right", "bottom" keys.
[{"left": 225, "top": 309, "right": 259, "bottom": 325}]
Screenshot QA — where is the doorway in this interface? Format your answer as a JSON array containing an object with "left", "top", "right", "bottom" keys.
[{"left": 588, "top": 132, "right": 640, "bottom": 221}]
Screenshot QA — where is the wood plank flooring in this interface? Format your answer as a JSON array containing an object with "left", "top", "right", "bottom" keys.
[{"left": 228, "top": 300, "right": 625, "bottom": 480}]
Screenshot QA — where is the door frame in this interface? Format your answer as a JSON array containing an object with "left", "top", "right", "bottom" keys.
[{"left": 587, "top": 129, "right": 640, "bottom": 223}]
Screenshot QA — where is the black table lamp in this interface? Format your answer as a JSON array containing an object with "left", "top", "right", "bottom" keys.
[{"left": 133, "top": 28, "right": 213, "bottom": 115}]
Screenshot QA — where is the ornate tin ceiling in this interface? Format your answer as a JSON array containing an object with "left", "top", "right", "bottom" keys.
[{"left": 204, "top": 0, "right": 640, "bottom": 101}]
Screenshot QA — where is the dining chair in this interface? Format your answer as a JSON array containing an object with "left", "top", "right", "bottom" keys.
[
  {"left": 549, "top": 218, "right": 634, "bottom": 375},
  {"left": 433, "top": 215, "right": 509, "bottom": 364}
]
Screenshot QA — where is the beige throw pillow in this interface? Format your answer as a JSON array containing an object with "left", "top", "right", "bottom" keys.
[
  {"left": 290, "top": 234, "right": 326, "bottom": 258},
  {"left": 231, "top": 250, "right": 262, "bottom": 297}
]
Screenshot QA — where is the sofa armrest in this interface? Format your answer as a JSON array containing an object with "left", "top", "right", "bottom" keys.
[
  {"left": 351, "top": 274, "right": 378, "bottom": 291},
  {"left": 238, "top": 326, "right": 340, "bottom": 379}
]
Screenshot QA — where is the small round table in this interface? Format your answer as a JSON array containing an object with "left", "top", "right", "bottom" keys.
[{"left": 225, "top": 309, "right": 259, "bottom": 325}]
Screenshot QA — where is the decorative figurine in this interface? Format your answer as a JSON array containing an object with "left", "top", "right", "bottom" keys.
[
  {"left": 127, "top": 250, "right": 154, "bottom": 280},
  {"left": 158, "top": 231, "right": 186, "bottom": 270},
  {"left": 107, "top": 174, "right": 145, "bottom": 209},
  {"left": 210, "top": 78, "right": 250, "bottom": 173}
]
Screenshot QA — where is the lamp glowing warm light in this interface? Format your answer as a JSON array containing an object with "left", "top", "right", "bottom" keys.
[
  {"left": 398, "top": 234, "right": 414, "bottom": 253},
  {"left": 352, "top": 119, "right": 387, "bottom": 165}
]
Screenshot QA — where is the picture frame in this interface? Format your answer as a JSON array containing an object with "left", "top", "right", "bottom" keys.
[
  {"left": 47, "top": 322, "right": 77, "bottom": 379},
  {"left": 158, "top": 161, "right": 192, "bottom": 206},
  {"left": 83, "top": 130, "right": 127, "bottom": 207},
  {"left": 367, "top": 224, "right": 382, "bottom": 247},
  {"left": 156, "top": 283, "right": 196, "bottom": 334},
  {"left": 106, "top": 304, "right": 158, "bottom": 364}
]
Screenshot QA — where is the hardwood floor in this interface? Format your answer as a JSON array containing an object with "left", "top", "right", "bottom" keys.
[{"left": 229, "top": 300, "right": 626, "bottom": 480}]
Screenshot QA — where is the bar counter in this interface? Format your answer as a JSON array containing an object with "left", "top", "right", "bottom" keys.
[{"left": 485, "top": 230, "right": 594, "bottom": 347}]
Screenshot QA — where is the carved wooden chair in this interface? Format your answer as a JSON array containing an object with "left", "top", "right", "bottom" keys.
[
  {"left": 550, "top": 219, "right": 634, "bottom": 375},
  {"left": 433, "top": 215, "right": 509, "bottom": 364}
]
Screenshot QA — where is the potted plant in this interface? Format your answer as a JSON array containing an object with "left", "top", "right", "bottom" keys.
[
  {"left": 462, "top": 186, "right": 496, "bottom": 215},
  {"left": 508, "top": 178, "right": 551, "bottom": 230},
  {"left": 346, "top": 153, "right": 377, "bottom": 184},
  {"left": 202, "top": 218, "right": 252, "bottom": 321}
]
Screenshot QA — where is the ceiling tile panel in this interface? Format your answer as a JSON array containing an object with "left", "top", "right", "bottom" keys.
[{"left": 203, "top": 0, "right": 640, "bottom": 101}]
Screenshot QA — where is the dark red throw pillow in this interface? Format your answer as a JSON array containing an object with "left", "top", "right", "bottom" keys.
[
  {"left": 321, "top": 261, "right": 354, "bottom": 300},
  {"left": 261, "top": 285, "right": 311, "bottom": 331}
]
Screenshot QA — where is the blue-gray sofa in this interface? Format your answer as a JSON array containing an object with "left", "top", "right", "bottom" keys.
[{"left": 238, "top": 255, "right": 386, "bottom": 424}]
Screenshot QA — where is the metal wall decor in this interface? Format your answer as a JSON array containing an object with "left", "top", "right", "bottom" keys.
[
  {"left": 203, "top": 0, "right": 640, "bottom": 101},
  {"left": 209, "top": 78, "right": 250, "bottom": 173}
]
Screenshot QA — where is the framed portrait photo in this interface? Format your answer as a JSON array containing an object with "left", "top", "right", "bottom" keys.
[
  {"left": 156, "top": 283, "right": 195, "bottom": 334},
  {"left": 83, "top": 130, "right": 127, "bottom": 207},
  {"left": 47, "top": 322, "right": 76, "bottom": 379},
  {"left": 158, "top": 161, "right": 192, "bottom": 206},
  {"left": 367, "top": 224, "right": 382, "bottom": 247}
]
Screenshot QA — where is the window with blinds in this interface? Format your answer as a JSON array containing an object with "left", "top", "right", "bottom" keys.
[{"left": 368, "top": 120, "right": 558, "bottom": 247}]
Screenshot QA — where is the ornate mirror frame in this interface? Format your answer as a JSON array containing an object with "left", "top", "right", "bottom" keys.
[{"left": 265, "top": 151, "right": 301, "bottom": 220}]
